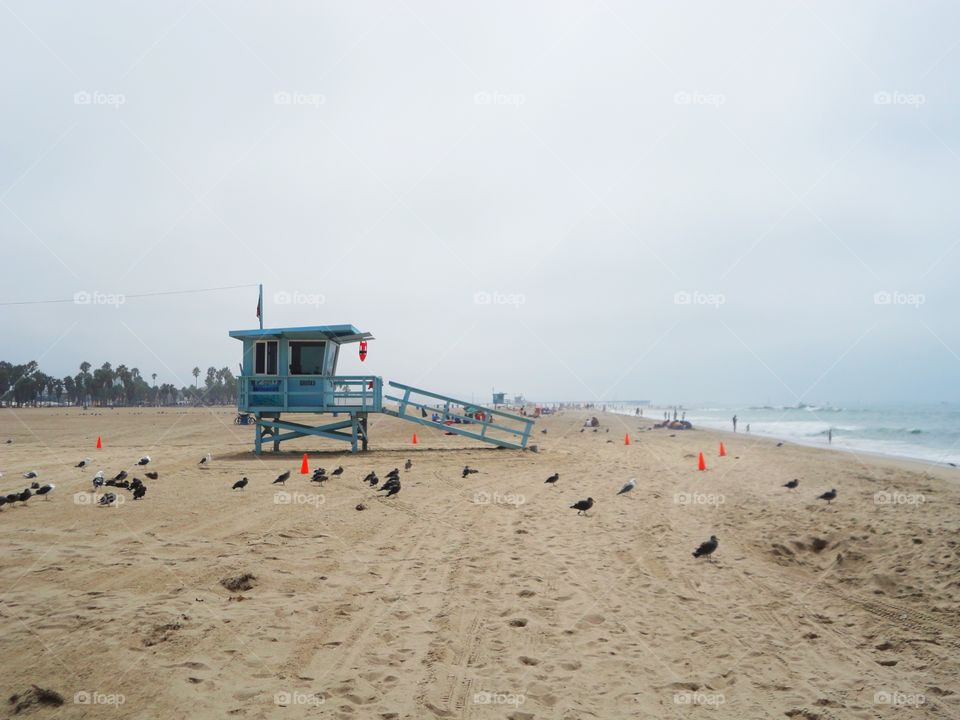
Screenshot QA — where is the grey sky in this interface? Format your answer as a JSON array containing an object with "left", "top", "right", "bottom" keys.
[{"left": 2, "top": 2, "right": 958, "bottom": 404}]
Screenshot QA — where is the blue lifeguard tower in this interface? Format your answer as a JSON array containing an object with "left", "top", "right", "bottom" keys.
[{"left": 229, "top": 322, "right": 534, "bottom": 454}]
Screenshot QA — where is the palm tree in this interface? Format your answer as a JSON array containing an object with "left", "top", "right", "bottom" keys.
[{"left": 192, "top": 366, "right": 200, "bottom": 388}]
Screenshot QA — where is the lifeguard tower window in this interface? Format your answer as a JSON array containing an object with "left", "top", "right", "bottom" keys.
[
  {"left": 254, "top": 340, "right": 279, "bottom": 375},
  {"left": 290, "top": 341, "right": 326, "bottom": 375}
]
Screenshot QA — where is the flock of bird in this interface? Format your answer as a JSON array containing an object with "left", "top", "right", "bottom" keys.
[
  {"left": 231, "top": 461, "right": 407, "bottom": 498},
  {"left": 3, "top": 441, "right": 843, "bottom": 564}
]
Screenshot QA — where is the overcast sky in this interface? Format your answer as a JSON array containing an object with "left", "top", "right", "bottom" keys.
[{"left": 2, "top": 1, "right": 959, "bottom": 405}]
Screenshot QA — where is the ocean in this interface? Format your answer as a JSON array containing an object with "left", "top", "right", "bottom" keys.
[{"left": 609, "top": 403, "right": 960, "bottom": 467}]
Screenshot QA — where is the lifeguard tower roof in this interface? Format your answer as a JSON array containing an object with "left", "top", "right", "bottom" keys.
[{"left": 229, "top": 324, "right": 373, "bottom": 343}]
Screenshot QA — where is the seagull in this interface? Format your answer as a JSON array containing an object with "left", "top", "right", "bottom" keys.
[
  {"left": 404, "top": 459, "right": 412, "bottom": 470},
  {"left": 693, "top": 535, "right": 719, "bottom": 559},
  {"left": 462, "top": 465, "right": 479, "bottom": 478},
  {"left": 18, "top": 488, "right": 32, "bottom": 504},
  {"left": 232, "top": 477, "right": 248, "bottom": 490},
  {"left": 113, "top": 470, "right": 127, "bottom": 482},
  {"left": 331, "top": 466, "right": 344, "bottom": 477},
  {"left": 365, "top": 472, "right": 379, "bottom": 487},
  {"left": 379, "top": 477, "right": 400, "bottom": 494},
  {"left": 23, "top": 471, "right": 38, "bottom": 479},
  {"left": 132, "top": 485, "right": 146, "bottom": 500},
  {"left": 199, "top": 453, "right": 212, "bottom": 467},
  {"left": 273, "top": 470, "right": 290, "bottom": 485},
  {"left": 545, "top": 473, "right": 559, "bottom": 485},
  {"left": 617, "top": 478, "right": 636, "bottom": 495},
  {"left": 386, "top": 468, "right": 400, "bottom": 479},
  {"left": 817, "top": 488, "right": 837, "bottom": 504},
  {"left": 76, "top": 458, "right": 92, "bottom": 468},
  {"left": 776, "top": 442, "right": 784, "bottom": 447},
  {"left": 382, "top": 480, "right": 401, "bottom": 498},
  {"left": 137, "top": 456, "right": 151, "bottom": 466},
  {"left": 30, "top": 481, "right": 39, "bottom": 489},
  {"left": 783, "top": 479, "right": 799, "bottom": 490},
  {"left": 98, "top": 492, "right": 117, "bottom": 506},
  {"left": 145, "top": 471, "right": 158, "bottom": 480},
  {"left": 0, "top": 497, "right": 6, "bottom": 510},
  {"left": 311, "top": 473, "right": 328, "bottom": 485},
  {"left": 4, "top": 493, "right": 17, "bottom": 504},
  {"left": 93, "top": 475, "right": 105, "bottom": 490},
  {"left": 363, "top": 471, "right": 377, "bottom": 483},
  {"left": 570, "top": 497, "right": 594, "bottom": 515}
]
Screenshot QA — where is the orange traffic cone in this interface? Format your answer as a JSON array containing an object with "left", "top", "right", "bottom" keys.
[
  {"left": 412, "top": 433, "right": 418, "bottom": 445},
  {"left": 96, "top": 436, "right": 102, "bottom": 449},
  {"left": 300, "top": 453, "right": 309, "bottom": 474},
  {"left": 624, "top": 433, "right": 630, "bottom": 445},
  {"left": 719, "top": 442, "right": 726, "bottom": 457},
  {"left": 698, "top": 452, "right": 706, "bottom": 471}
]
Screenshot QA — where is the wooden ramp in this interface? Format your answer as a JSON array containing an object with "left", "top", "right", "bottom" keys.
[{"left": 382, "top": 381, "right": 534, "bottom": 450}]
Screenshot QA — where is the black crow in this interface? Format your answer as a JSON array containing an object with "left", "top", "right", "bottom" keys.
[{"left": 273, "top": 471, "right": 290, "bottom": 485}]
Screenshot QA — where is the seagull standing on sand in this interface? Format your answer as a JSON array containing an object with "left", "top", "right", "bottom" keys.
[
  {"left": 570, "top": 497, "right": 594, "bottom": 515},
  {"left": 18, "top": 488, "right": 32, "bottom": 504},
  {"left": 273, "top": 470, "right": 290, "bottom": 486},
  {"left": 232, "top": 478, "right": 248, "bottom": 490},
  {"left": 545, "top": 473, "right": 559, "bottom": 485},
  {"left": 693, "top": 535, "right": 718, "bottom": 560},
  {"left": 23, "top": 471, "right": 38, "bottom": 479},
  {"left": 817, "top": 488, "right": 837, "bottom": 504},
  {"left": 137, "top": 456, "right": 151, "bottom": 466},
  {"left": 113, "top": 470, "right": 128, "bottom": 482},
  {"left": 379, "top": 477, "right": 400, "bottom": 494},
  {"left": 76, "top": 458, "right": 92, "bottom": 469},
  {"left": 783, "top": 479, "right": 799, "bottom": 490},
  {"left": 199, "top": 453, "right": 212, "bottom": 467},
  {"left": 98, "top": 492, "right": 117, "bottom": 506},
  {"left": 145, "top": 471, "right": 159, "bottom": 480},
  {"left": 331, "top": 466, "right": 344, "bottom": 477},
  {"left": 405, "top": 459, "right": 412, "bottom": 470},
  {"left": 617, "top": 478, "right": 636, "bottom": 496},
  {"left": 382, "top": 479, "right": 401, "bottom": 497}
]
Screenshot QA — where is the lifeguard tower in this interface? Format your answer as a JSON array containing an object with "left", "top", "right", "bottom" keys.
[{"left": 230, "top": 323, "right": 534, "bottom": 454}]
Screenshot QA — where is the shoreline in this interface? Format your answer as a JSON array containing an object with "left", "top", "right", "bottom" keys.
[{"left": 605, "top": 406, "right": 960, "bottom": 471}]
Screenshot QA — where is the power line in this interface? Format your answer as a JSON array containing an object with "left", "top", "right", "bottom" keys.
[{"left": 0, "top": 283, "right": 261, "bottom": 307}]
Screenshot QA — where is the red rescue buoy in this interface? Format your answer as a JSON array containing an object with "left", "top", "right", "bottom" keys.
[{"left": 359, "top": 340, "right": 368, "bottom": 361}]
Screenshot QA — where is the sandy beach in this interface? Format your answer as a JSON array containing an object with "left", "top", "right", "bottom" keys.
[{"left": 0, "top": 406, "right": 957, "bottom": 719}]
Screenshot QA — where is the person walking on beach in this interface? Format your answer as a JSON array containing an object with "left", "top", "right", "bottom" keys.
[
  {"left": 746, "top": 423, "right": 750, "bottom": 433},
  {"left": 828, "top": 428, "right": 833, "bottom": 444},
  {"left": 732, "top": 414, "right": 738, "bottom": 432}
]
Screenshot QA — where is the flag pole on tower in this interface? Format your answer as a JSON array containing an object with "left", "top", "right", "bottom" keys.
[{"left": 257, "top": 284, "right": 263, "bottom": 330}]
